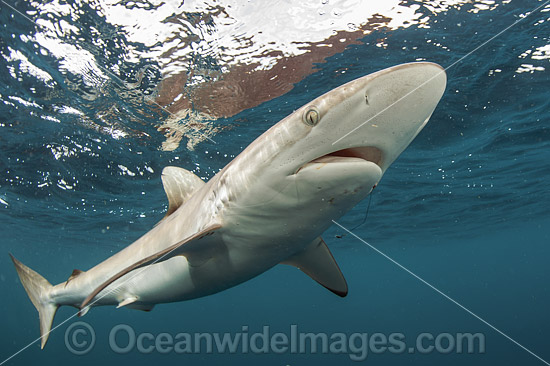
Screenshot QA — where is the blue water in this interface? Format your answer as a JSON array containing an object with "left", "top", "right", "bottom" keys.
[{"left": 1, "top": 1, "right": 550, "bottom": 365}]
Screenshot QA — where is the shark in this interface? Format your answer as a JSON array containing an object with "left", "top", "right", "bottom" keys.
[{"left": 10, "top": 62, "right": 446, "bottom": 349}]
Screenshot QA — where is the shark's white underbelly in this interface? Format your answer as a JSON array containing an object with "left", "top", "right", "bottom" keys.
[{"left": 96, "top": 238, "right": 297, "bottom": 306}]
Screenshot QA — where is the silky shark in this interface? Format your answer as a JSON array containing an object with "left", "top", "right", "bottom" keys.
[{"left": 10, "top": 62, "right": 446, "bottom": 349}]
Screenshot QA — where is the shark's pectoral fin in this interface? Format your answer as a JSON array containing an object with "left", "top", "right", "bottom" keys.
[
  {"left": 282, "top": 237, "right": 348, "bottom": 297},
  {"left": 162, "top": 166, "right": 205, "bottom": 216},
  {"left": 79, "top": 224, "right": 222, "bottom": 311}
]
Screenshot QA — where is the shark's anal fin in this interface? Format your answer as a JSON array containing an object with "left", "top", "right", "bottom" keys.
[
  {"left": 161, "top": 166, "right": 205, "bottom": 217},
  {"left": 65, "top": 269, "right": 84, "bottom": 288},
  {"left": 127, "top": 303, "right": 155, "bottom": 312},
  {"left": 282, "top": 237, "right": 348, "bottom": 297},
  {"left": 79, "top": 224, "right": 222, "bottom": 311}
]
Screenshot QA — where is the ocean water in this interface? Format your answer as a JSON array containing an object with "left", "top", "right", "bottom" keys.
[{"left": 1, "top": 0, "right": 550, "bottom": 365}]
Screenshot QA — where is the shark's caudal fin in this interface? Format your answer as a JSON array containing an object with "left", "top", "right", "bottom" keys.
[{"left": 10, "top": 254, "right": 58, "bottom": 349}]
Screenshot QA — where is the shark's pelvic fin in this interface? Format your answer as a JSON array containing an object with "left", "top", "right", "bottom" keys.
[
  {"left": 79, "top": 305, "right": 90, "bottom": 317},
  {"left": 80, "top": 224, "right": 223, "bottom": 310},
  {"left": 9, "top": 254, "right": 58, "bottom": 349},
  {"left": 161, "top": 166, "right": 205, "bottom": 216},
  {"left": 282, "top": 237, "right": 348, "bottom": 297},
  {"left": 117, "top": 296, "right": 138, "bottom": 308}
]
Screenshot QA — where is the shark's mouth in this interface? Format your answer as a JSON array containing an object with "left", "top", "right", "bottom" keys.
[
  {"left": 296, "top": 146, "right": 383, "bottom": 174},
  {"left": 322, "top": 146, "right": 382, "bottom": 167}
]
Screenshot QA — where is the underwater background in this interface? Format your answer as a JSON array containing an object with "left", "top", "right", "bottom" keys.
[{"left": 1, "top": 0, "right": 549, "bottom": 365}]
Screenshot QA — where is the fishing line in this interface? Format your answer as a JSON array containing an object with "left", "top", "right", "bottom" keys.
[{"left": 335, "top": 189, "right": 374, "bottom": 239}]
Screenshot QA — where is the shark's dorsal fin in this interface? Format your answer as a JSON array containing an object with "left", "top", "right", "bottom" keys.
[
  {"left": 161, "top": 166, "right": 205, "bottom": 216},
  {"left": 282, "top": 237, "right": 348, "bottom": 297},
  {"left": 65, "top": 269, "right": 84, "bottom": 288},
  {"left": 79, "top": 224, "right": 222, "bottom": 312}
]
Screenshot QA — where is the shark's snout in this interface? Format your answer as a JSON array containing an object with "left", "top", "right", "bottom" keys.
[
  {"left": 289, "top": 62, "right": 445, "bottom": 177},
  {"left": 320, "top": 62, "right": 447, "bottom": 173}
]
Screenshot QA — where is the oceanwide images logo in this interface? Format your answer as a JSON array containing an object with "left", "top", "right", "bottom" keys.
[{"left": 65, "top": 322, "right": 485, "bottom": 360}]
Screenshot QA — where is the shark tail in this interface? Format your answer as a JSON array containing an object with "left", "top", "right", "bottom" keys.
[{"left": 10, "top": 254, "right": 59, "bottom": 349}]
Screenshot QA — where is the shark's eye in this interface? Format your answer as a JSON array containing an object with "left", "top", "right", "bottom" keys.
[{"left": 303, "top": 107, "right": 320, "bottom": 126}]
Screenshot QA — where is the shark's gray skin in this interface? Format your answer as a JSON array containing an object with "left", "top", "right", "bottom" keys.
[{"left": 11, "top": 62, "right": 446, "bottom": 349}]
